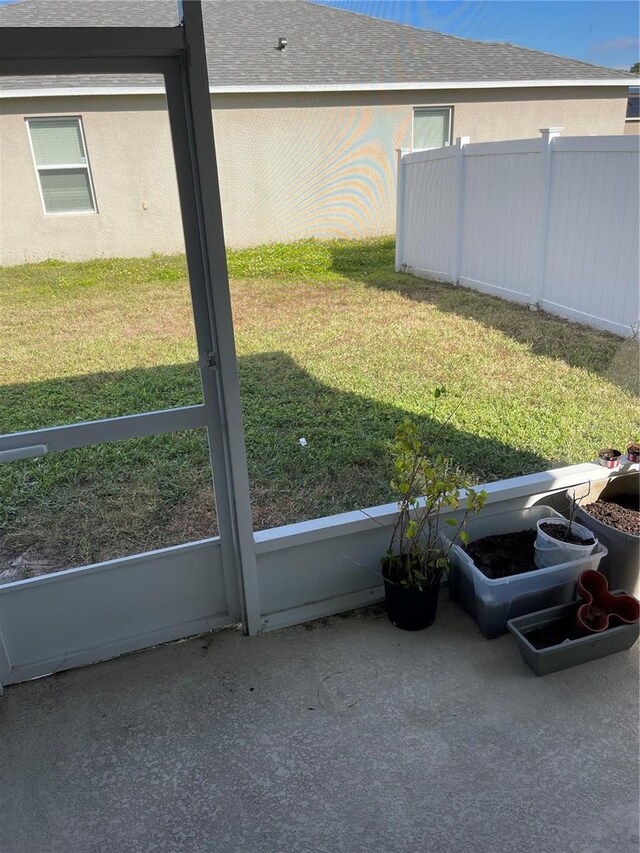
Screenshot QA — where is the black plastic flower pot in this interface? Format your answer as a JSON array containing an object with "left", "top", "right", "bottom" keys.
[{"left": 383, "top": 578, "right": 441, "bottom": 631}]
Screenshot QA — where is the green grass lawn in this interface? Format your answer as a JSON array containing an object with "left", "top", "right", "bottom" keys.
[{"left": 1, "top": 237, "right": 638, "bottom": 578}]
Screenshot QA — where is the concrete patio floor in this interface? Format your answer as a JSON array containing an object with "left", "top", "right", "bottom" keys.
[{"left": 1, "top": 596, "right": 638, "bottom": 853}]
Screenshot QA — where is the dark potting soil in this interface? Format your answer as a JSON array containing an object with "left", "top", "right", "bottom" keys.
[
  {"left": 539, "top": 522, "right": 595, "bottom": 546},
  {"left": 523, "top": 610, "right": 587, "bottom": 650},
  {"left": 464, "top": 530, "right": 537, "bottom": 579},
  {"left": 582, "top": 495, "right": 640, "bottom": 536},
  {"left": 598, "top": 448, "right": 621, "bottom": 462}
]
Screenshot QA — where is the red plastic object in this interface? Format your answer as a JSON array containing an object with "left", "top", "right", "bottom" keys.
[{"left": 576, "top": 570, "right": 640, "bottom": 634}]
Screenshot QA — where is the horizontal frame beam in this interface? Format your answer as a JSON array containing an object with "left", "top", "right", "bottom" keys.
[
  {"left": 0, "top": 56, "right": 172, "bottom": 78},
  {"left": 260, "top": 587, "right": 384, "bottom": 633},
  {"left": 0, "top": 25, "right": 185, "bottom": 61},
  {"left": 0, "top": 25, "right": 185, "bottom": 79},
  {"left": 0, "top": 404, "right": 207, "bottom": 457}
]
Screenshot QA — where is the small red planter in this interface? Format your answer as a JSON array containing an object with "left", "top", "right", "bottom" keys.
[
  {"left": 576, "top": 570, "right": 640, "bottom": 634},
  {"left": 597, "top": 448, "right": 622, "bottom": 469},
  {"left": 626, "top": 443, "right": 640, "bottom": 464}
]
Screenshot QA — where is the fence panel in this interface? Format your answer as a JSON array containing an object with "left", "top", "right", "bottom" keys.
[
  {"left": 399, "top": 147, "right": 457, "bottom": 281},
  {"left": 543, "top": 141, "right": 640, "bottom": 334},
  {"left": 461, "top": 141, "right": 542, "bottom": 303},
  {"left": 396, "top": 132, "right": 640, "bottom": 337}
]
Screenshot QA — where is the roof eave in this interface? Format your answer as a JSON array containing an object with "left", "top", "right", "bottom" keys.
[{"left": 1, "top": 77, "right": 636, "bottom": 99}]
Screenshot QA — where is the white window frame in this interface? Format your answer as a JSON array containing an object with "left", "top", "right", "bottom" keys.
[
  {"left": 25, "top": 115, "right": 98, "bottom": 215},
  {"left": 411, "top": 106, "right": 453, "bottom": 151}
]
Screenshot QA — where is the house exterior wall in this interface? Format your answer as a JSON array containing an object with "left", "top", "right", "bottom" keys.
[
  {"left": 0, "top": 86, "right": 628, "bottom": 264},
  {"left": 624, "top": 120, "right": 640, "bottom": 135},
  {"left": 0, "top": 95, "right": 183, "bottom": 266}
]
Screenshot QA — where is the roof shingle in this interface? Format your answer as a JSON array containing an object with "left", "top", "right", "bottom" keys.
[{"left": 0, "top": 0, "right": 634, "bottom": 92}]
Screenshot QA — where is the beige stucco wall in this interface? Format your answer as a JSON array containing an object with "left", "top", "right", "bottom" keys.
[
  {"left": 624, "top": 120, "right": 640, "bottom": 134},
  {"left": 0, "top": 95, "right": 183, "bottom": 266},
  {"left": 0, "top": 86, "right": 628, "bottom": 264}
]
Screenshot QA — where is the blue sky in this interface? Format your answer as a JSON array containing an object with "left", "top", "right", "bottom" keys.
[{"left": 316, "top": 1, "right": 640, "bottom": 69}]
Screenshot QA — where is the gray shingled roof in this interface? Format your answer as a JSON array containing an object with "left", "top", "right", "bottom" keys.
[{"left": 0, "top": 0, "right": 634, "bottom": 93}]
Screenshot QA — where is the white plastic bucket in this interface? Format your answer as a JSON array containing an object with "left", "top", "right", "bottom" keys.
[
  {"left": 534, "top": 541, "right": 568, "bottom": 569},
  {"left": 535, "top": 517, "right": 597, "bottom": 566}
]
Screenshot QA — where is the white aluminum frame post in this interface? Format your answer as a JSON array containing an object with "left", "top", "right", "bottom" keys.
[
  {"left": 163, "top": 2, "right": 261, "bottom": 633},
  {"left": 0, "top": 0, "right": 261, "bottom": 689}
]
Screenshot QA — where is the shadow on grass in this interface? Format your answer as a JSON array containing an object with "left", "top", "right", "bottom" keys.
[
  {"left": 0, "top": 352, "right": 549, "bottom": 577},
  {"left": 327, "top": 238, "right": 635, "bottom": 389}
]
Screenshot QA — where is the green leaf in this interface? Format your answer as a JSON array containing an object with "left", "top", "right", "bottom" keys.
[{"left": 445, "top": 517, "right": 458, "bottom": 526}]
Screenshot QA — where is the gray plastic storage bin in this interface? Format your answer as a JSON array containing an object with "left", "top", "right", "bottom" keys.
[
  {"left": 569, "top": 473, "right": 640, "bottom": 598},
  {"left": 508, "top": 597, "right": 639, "bottom": 676},
  {"left": 442, "top": 506, "right": 607, "bottom": 639}
]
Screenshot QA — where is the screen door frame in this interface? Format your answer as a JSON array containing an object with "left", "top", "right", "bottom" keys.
[{"left": 0, "top": 1, "right": 261, "bottom": 686}]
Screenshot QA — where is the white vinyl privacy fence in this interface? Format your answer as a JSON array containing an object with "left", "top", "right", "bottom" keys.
[{"left": 395, "top": 130, "right": 640, "bottom": 337}]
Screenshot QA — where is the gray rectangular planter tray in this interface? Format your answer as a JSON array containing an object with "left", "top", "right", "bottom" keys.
[{"left": 507, "top": 595, "right": 640, "bottom": 676}]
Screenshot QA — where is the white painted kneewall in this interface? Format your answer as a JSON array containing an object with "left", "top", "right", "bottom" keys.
[
  {"left": 1, "top": 460, "right": 636, "bottom": 690},
  {"left": 254, "top": 460, "right": 639, "bottom": 631}
]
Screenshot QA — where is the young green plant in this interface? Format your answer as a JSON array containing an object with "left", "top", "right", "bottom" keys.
[{"left": 384, "top": 404, "right": 487, "bottom": 590}]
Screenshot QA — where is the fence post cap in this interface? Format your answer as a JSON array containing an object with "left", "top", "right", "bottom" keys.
[{"left": 540, "top": 127, "right": 564, "bottom": 139}]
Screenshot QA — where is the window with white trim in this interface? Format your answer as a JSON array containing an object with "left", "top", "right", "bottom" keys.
[
  {"left": 27, "top": 117, "right": 97, "bottom": 214},
  {"left": 412, "top": 107, "right": 452, "bottom": 151}
]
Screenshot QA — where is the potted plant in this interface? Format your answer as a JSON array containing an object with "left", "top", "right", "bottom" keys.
[
  {"left": 626, "top": 442, "right": 640, "bottom": 464},
  {"left": 534, "top": 493, "right": 598, "bottom": 567},
  {"left": 381, "top": 414, "right": 486, "bottom": 631},
  {"left": 598, "top": 447, "right": 622, "bottom": 469}
]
